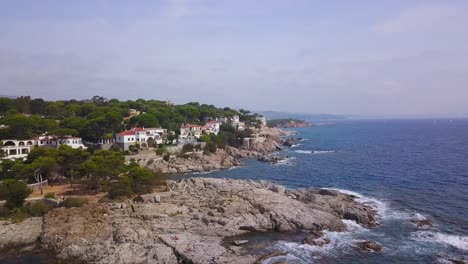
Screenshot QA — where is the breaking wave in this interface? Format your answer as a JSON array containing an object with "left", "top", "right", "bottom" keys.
[
  {"left": 274, "top": 157, "right": 296, "bottom": 166},
  {"left": 411, "top": 231, "right": 468, "bottom": 251},
  {"left": 293, "top": 150, "right": 336, "bottom": 154}
]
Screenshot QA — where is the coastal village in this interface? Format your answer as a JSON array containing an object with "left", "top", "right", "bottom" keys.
[
  {"left": 0, "top": 98, "right": 442, "bottom": 263},
  {"left": 1, "top": 109, "right": 267, "bottom": 160}
]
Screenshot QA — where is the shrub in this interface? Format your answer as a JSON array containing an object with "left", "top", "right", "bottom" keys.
[
  {"left": 25, "top": 200, "right": 53, "bottom": 216},
  {"left": 0, "top": 205, "right": 11, "bottom": 218},
  {"left": 11, "top": 208, "right": 27, "bottom": 223},
  {"left": 45, "top": 192, "right": 56, "bottom": 199},
  {"left": 199, "top": 134, "right": 211, "bottom": 143},
  {"left": 204, "top": 142, "right": 217, "bottom": 154},
  {"left": 61, "top": 197, "right": 88, "bottom": 208},
  {"left": 155, "top": 147, "right": 166, "bottom": 156},
  {"left": 0, "top": 179, "right": 31, "bottom": 209},
  {"left": 108, "top": 179, "right": 133, "bottom": 200},
  {"left": 181, "top": 143, "right": 194, "bottom": 153}
]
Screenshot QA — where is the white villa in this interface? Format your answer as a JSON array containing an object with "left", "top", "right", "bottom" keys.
[
  {"left": 1, "top": 135, "right": 87, "bottom": 160},
  {"left": 115, "top": 127, "right": 165, "bottom": 150},
  {"left": 256, "top": 115, "right": 267, "bottom": 126},
  {"left": 179, "top": 124, "right": 203, "bottom": 142},
  {"left": 231, "top": 115, "right": 245, "bottom": 131},
  {"left": 202, "top": 121, "right": 221, "bottom": 135}
]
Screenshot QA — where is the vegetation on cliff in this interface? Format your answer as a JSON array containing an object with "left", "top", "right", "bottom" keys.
[{"left": 267, "top": 118, "right": 311, "bottom": 128}]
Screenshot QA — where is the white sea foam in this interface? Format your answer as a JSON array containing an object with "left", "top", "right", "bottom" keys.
[
  {"left": 322, "top": 187, "right": 410, "bottom": 222},
  {"left": 291, "top": 144, "right": 302, "bottom": 148},
  {"left": 274, "top": 157, "right": 296, "bottom": 166},
  {"left": 342, "top": 219, "right": 369, "bottom": 232},
  {"left": 411, "top": 231, "right": 468, "bottom": 251},
  {"left": 266, "top": 217, "right": 372, "bottom": 263},
  {"left": 293, "top": 150, "right": 336, "bottom": 154}
]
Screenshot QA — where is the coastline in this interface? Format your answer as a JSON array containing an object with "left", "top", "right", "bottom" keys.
[
  {"left": 142, "top": 127, "right": 296, "bottom": 175},
  {"left": 1, "top": 178, "right": 380, "bottom": 264}
]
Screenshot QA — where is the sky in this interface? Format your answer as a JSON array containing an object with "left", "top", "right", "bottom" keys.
[{"left": 1, "top": 0, "right": 467, "bottom": 117}]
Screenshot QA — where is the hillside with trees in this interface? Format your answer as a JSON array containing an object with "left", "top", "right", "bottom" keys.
[{"left": 0, "top": 96, "right": 262, "bottom": 141}]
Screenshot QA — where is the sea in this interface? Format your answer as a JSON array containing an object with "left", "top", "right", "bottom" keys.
[{"left": 177, "top": 119, "right": 468, "bottom": 263}]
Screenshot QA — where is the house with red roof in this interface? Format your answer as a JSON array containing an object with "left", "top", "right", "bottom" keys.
[
  {"left": 115, "top": 127, "right": 165, "bottom": 150},
  {"left": 202, "top": 120, "right": 221, "bottom": 135}
]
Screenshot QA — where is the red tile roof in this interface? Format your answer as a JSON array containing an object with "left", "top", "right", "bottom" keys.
[
  {"left": 181, "top": 124, "right": 202, "bottom": 129},
  {"left": 117, "top": 131, "right": 135, "bottom": 136},
  {"left": 206, "top": 121, "right": 220, "bottom": 124}
]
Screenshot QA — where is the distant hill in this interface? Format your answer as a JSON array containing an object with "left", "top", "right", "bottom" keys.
[
  {"left": 267, "top": 118, "right": 311, "bottom": 128},
  {"left": 258, "top": 111, "right": 347, "bottom": 122}
]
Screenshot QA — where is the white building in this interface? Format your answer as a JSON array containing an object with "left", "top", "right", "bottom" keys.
[
  {"left": 1, "top": 135, "right": 87, "bottom": 160},
  {"left": 115, "top": 127, "right": 165, "bottom": 150},
  {"left": 1, "top": 139, "right": 35, "bottom": 160},
  {"left": 35, "top": 135, "right": 87, "bottom": 149},
  {"left": 256, "top": 115, "right": 267, "bottom": 126},
  {"left": 179, "top": 124, "right": 203, "bottom": 142},
  {"left": 202, "top": 121, "right": 221, "bottom": 135},
  {"left": 231, "top": 115, "right": 245, "bottom": 131}
]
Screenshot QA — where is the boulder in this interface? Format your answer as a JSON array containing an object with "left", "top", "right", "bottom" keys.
[
  {"left": 410, "top": 218, "right": 432, "bottom": 229},
  {"left": 356, "top": 240, "right": 383, "bottom": 252}
]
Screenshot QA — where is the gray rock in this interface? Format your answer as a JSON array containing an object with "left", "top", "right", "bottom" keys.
[
  {"left": 356, "top": 240, "right": 383, "bottom": 252},
  {"left": 35, "top": 178, "right": 379, "bottom": 264},
  {"left": 0, "top": 217, "right": 42, "bottom": 249}
]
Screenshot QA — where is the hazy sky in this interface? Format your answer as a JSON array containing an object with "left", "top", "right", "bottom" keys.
[{"left": 1, "top": 0, "right": 467, "bottom": 117}]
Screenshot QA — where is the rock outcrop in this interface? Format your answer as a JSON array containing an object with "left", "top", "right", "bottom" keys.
[
  {"left": 146, "top": 149, "right": 243, "bottom": 174},
  {"left": 37, "top": 178, "right": 379, "bottom": 263},
  {"left": 0, "top": 217, "right": 42, "bottom": 251},
  {"left": 356, "top": 240, "right": 383, "bottom": 252}
]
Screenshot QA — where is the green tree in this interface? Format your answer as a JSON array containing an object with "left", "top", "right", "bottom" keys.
[
  {"left": 15, "top": 96, "right": 31, "bottom": 113},
  {"left": 57, "top": 145, "right": 90, "bottom": 187},
  {"left": 30, "top": 98, "right": 48, "bottom": 115},
  {"left": 0, "top": 179, "right": 31, "bottom": 209},
  {"left": 80, "top": 150, "right": 125, "bottom": 192},
  {"left": 127, "top": 167, "right": 160, "bottom": 194},
  {"left": 48, "top": 128, "right": 79, "bottom": 137},
  {"left": 0, "top": 98, "right": 15, "bottom": 114},
  {"left": 31, "top": 156, "right": 60, "bottom": 180},
  {"left": 108, "top": 176, "right": 133, "bottom": 199}
]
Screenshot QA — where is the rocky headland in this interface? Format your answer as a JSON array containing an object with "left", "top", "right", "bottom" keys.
[
  {"left": 267, "top": 119, "right": 312, "bottom": 128},
  {"left": 2, "top": 178, "right": 380, "bottom": 264},
  {"left": 142, "top": 127, "right": 292, "bottom": 174}
]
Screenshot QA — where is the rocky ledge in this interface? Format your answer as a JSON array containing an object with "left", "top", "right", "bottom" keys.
[{"left": 33, "top": 178, "right": 379, "bottom": 263}]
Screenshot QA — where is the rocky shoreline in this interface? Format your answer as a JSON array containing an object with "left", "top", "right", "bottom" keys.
[
  {"left": 1, "top": 178, "right": 380, "bottom": 264},
  {"left": 144, "top": 127, "right": 293, "bottom": 174}
]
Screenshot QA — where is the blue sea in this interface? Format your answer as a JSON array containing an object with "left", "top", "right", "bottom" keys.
[{"left": 177, "top": 119, "right": 468, "bottom": 263}]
